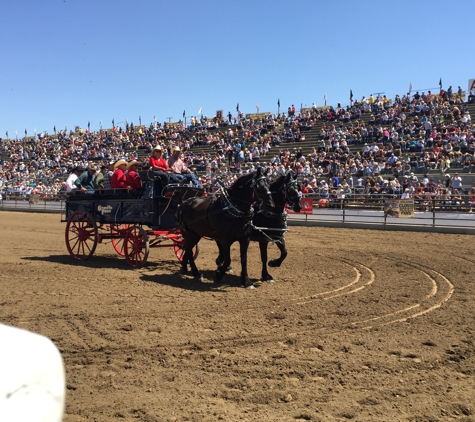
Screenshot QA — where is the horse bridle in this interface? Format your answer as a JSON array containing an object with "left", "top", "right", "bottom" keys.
[{"left": 218, "top": 173, "right": 272, "bottom": 218}]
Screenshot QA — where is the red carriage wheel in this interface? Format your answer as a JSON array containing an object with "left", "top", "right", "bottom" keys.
[
  {"left": 110, "top": 224, "right": 129, "bottom": 256},
  {"left": 173, "top": 242, "right": 199, "bottom": 262},
  {"left": 124, "top": 226, "right": 149, "bottom": 268},
  {"left": 65, "top": 210, "right": 98, "bottom": 260}
]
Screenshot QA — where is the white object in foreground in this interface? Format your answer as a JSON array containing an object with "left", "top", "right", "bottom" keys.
[{"left": 0, "top": 323, "right": 65, "bottom": 422}]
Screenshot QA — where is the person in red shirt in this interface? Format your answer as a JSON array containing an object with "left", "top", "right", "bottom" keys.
[
  {"left": 111, "top": 160, "right": 130, "bottom": 191},
  {"left": 125, "top": 160, "right": 142, "bottom": 191},
  {"left": 149, "top": 145, "right": 170, "bottom": 172}
]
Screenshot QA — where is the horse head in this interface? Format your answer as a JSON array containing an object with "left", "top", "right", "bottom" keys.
[
  {"left": 229, "top": 167, "right": 274, "bottom": 212},
  {"left": 284, "top": 172, "right": 302, "bottom": 213},
  {"left": 252, "top": 167, "right": 275, "bottom": 212}
]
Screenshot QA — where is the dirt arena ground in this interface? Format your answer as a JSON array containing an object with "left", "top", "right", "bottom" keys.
[{"left": 1, "top": 211, "right": 474, "bottom": 421}]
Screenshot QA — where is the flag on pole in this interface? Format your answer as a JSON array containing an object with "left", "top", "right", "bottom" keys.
[
  {"left": 198, "top": 107, "right": 202, "bottom": 114},
  {"left": 439, "top": 78, "right": 442, "bottom": 89},
  {"left": 236, "top": 103, "right": 239, "bottom": 112},
  {"left": 54, "top": 125, "right": 56, "bottom": 133},
  {"left": 112, "top": 119, "right": 115, "bottom": 127},
  {"left": 183, "top": 110, "right": 185, "bottom": 118},
  {"left": 25, "top": 129, "right": 27, "bottom": 136},
  {"left": 277, "top": 99, "right": 280, "bottom": 108},
  {"left": 6, "top": 131, "right": 8, "bottom": 138},
  {"left": 409, "top": 82, "right": 413, "bottom": 93},
  {"left": 324, "top": 94, "right": 327, "bottom": 105},
  {"left": 139, "top": 116, "right": 142, "bottom": 125},
  {"left": 350, "top": 90, "right": 353, "bottom": 101},
  {"left": 88, "top": 121, "right": 90, "bottom": 129}
]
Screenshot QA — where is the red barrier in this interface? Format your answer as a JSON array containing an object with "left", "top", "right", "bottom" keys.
[{"left": 286, "top": 198, "right": 313, "bottom": 214}]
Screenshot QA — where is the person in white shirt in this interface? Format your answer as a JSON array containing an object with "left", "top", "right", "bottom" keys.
[{"left": 65, "top": 167, "right": 82, "bottom": 193}]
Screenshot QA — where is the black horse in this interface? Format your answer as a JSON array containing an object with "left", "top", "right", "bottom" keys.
[
  {"left": 175, "top": 167, "right": 275, "bottom": 288},
  {"left": 216, "top": 171, "right": 302, "bottom": 283}
]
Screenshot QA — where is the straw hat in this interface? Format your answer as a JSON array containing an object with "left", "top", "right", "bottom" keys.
[
  {"left": 127, "top": 160, "right": 140, "bottom": 169},
  {"left": 114, "top": 159, "right": 128, "bottom": 168}
]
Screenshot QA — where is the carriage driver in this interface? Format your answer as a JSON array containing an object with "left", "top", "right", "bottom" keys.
[{"left": 167, "top": 146, "right": 202, "bottom": 188}]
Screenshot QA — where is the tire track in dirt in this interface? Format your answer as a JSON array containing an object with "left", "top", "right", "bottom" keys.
[{"left": 30, "top": 256, "right": 454, "bottom": 358}]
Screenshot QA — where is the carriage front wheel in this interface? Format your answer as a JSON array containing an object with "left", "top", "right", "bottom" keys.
[
  {"left": 65, "top": 210, "right": 98, "bottom": 260},
  {"left": 173, "top": 242, "right": 199, "bottom": 262},
  {"left": 124, "top": 226, "right": 149, "bottom": 268}
]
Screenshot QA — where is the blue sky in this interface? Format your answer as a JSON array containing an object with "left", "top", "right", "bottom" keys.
[{"left": 1, "top": 0, "right": 474, "bottom": 137}]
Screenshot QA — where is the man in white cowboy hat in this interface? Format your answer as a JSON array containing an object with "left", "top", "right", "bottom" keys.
[
  {"left": 125, "top": 160, "right": 142, "bottom": 191},
  {"left": 111, "top": 160, "right": 131, "bottom": 191},
  {"left": 167, "top": 146, "right": 202, "bottom": 187}
]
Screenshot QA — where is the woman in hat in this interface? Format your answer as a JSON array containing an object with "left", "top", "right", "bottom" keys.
[
  {"left": 149, "top": 145, "right": 169, "bottom": 172},
  {"left": 125, "top": 160, "right": 142, "bottom": 191}
]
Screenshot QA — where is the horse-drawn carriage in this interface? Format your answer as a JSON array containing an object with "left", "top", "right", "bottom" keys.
[
  {"left": 62, "top": 167, "right": 302, "bottom": 288},
  {"left": 61, "top": 172, "right": 204, "bottom": 268}
]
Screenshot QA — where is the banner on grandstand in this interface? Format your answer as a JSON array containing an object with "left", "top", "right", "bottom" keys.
[
  {"left": 245, "top": 112, "right": 271, "bottom": 120},
  {"left": 216, "top": 110, "right": 223, "bottom": 119},
  {"left": 286, "top": 198, "right": 313, "bottom": 215},
  {"left": 384, "top": 199, "right": 414, "bottom": 218},
  {"left": 469, "top": 79, "right": 475, "bottom": 92}
]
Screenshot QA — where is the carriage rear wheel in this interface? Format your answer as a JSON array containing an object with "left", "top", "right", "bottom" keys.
[
  {"left": 65, "top": 210, "right": 98, "bottom": 260},
  {"left": 173, "top": 242, "right": 199, "bottom": 262},
  {"left": 110, "top": 224, "right": 130, "bottom": 256},
  {"left": 124, "top": 226, "right": 149, "bottom": 268}
]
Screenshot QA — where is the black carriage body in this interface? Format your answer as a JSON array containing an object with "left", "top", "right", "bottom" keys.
[{"left": 64, "top": 179, "right": 204, "bottom": 229}]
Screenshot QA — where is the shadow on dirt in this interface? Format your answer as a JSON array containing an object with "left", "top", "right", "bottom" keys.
[
  {"left": 141, "top": 260, "right": 257, "bottom": 291},
  {"left": 22, "top": 254, "right": 134, "bottom": 269}
]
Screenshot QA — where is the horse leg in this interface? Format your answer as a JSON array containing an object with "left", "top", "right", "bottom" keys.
[
  {"left": 215, "top": 241, "right": 233, "bottom": 273},
  {"left": 181, "top": 232, "right": 203, "bottom": 282},
  {"left": 214, "top": 243, "right": 231, "bottom": 284},
  {"left": 239, "top": 238, "right": 255, "bottom": 289},
  {"left": 259, "top": 241, "right": 274, "bottom": 283},
  {"left": 268, "top": 238, "right": 287, "bottom": 267}
]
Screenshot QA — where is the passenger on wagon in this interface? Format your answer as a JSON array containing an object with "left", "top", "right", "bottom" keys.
[
  {"left": 74, "top": 164, "right": 97, "bottom": 194},
  {"left": 111, "top": 160, "right": 132, "bottom": 191},
  {"left": 125, "top": 160, "right": 142, "bottom": 191},
  {"left": 149, "top": 145, "right": 169, "bottom": 172},
  {"left": 167, "top": 146, "right": 202, "bottom": 188}
]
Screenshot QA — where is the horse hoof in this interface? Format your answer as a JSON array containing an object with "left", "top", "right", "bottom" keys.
[
  {"left": 244, "top": 283, "right": 256, "bottom": 289},
  {"left": 262, "top": 278, "right": 275, "bottom": 283},
  {"left": 226, "top": 266, "right": 233, "bottom": 274},
  {"left": 194, "top": 274, "right": 204, "bottom": 282}
]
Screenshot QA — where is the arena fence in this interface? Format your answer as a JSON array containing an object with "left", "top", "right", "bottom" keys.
[{"left": 2, "top": 196, "right": 475, "bottom": 235}]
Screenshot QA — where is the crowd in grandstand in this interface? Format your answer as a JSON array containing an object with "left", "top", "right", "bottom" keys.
[{"left": 1, "top": 87, "right": 475, "bottom": 211}]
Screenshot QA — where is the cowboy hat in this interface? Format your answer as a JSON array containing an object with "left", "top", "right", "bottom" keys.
[
  {"left": 127, "top": 160, "right": 140, "bottom": 169},
  {"left": 114, "top": 159, "right": 128, "bottom": 168},
  {"left": 153, "top": 145, "right": 162, "bottom": 151}
]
